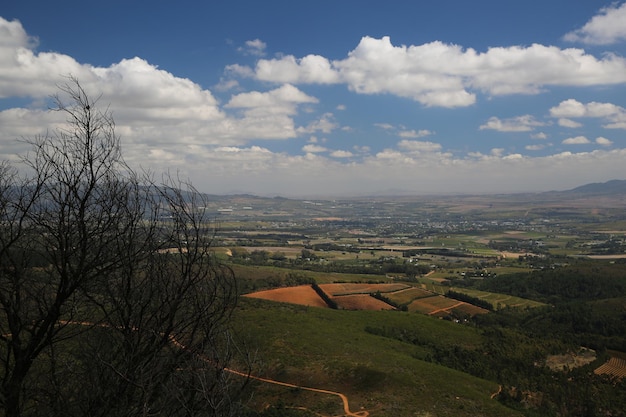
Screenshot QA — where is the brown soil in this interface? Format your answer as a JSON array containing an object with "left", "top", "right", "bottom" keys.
[
  {"left": 332, "top": 294, "right": 395, "bottom": 311},
  {"left": 244, "top": 285, "right": 328, "bottom": 308}
]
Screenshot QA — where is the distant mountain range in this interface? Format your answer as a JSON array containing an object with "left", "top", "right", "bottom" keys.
[{"left": 563, "top": 179, "right": 626, "bottom": 196}]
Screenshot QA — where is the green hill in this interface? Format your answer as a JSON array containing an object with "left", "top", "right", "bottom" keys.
[{"left": 233, "top": 298, "right": 521, "bottom": 417}]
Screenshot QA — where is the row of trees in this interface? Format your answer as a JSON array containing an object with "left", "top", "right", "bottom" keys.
[{"left": 0, "top": 79, "right": 248, "bottom": 416}]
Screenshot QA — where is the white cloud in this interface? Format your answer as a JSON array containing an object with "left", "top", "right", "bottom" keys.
[
  {"left": 0, "top": 17, "right": 36, "bottom": 49},
  {"left": 297, "top": 112, "right": 338, "bottom": 134},
  {"left": 0, "top": 17, "right": 332, "bottom": 174},
  {"left": 374, "top": 123, "right": 394, "bottom": 130},
  {"left": 0, "top": 17, "right": 88, "bottom": 98},
  {"left": 526, "top": 144, "right": 546, "bottom": 151},
  {"left": 330, "top": 150, "right": 353, "bottom": 158},
  {"left": 255, "top": 54, "right": 340, "bottom": 84},
  {"left": 550, "top": 99, "right": 626, "bottom": 129},
  {"left": 558, "top": 118, "right": 583, "bottom": 128},
  {"left": 243, "top": 36, "right": 626, "bottom": 108},
  {"left": 398, "top": 129, "right": 433, "bottom": 138},
  {"left": 224, "top": 63, "right": 255, "bottom": 78},
  {"left": 2, "top": 17, "right": 626, "bottom": 197},
  {"left": 96, "top": 140, "right": 626, "bottom": 196},
  {"left": 479, "top": 115, "right": 544, "bottom": 132},
  {"left": 531, "top": 132, "right": 548, "bottom": 140},
  {"left": 302, "top": 144, "right": 327, "bottom": 153},
  {"left": 564, "top": 3, "right": 626, "bottom": 45},
  {"left": 214, "top": 78, "right": 240, "bottom": 92},
  {"left": 562, "top": 136, "right": 591, "bottom": 145},
  {"left": 226, "top": 83, "right": 317, "bottom": 114},
  {"left": 397, "top": 140, "right": 442, "bottom": 153},
  {"left": 238, "top": 39, "right": 267, "bottom": 56},
  {"left": 334, "top": 37, "right": 476, "bottom": 107},
  {"left": 595, "top": 136, "right": 613, "bottom": 146},
  {"left": 550, "top": 99, "right": 623, "bottom": 118}
]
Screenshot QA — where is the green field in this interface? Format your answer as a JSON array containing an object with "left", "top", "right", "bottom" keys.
[{"left": 233, "top": 298, "right": 521, "bottom": 417}]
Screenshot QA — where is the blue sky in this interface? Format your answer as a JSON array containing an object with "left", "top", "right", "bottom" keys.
[{"left": 1, "top": 1, "right": 626, "bottom": 196}]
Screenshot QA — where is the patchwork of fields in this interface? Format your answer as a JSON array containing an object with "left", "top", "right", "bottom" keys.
[{"left": 246, "top": 282, "right": 490, "bottom": 316}]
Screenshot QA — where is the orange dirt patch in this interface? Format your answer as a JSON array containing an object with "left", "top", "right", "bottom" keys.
[
  {"left": 244, "top": 285, "right": 328, "bottom": 308},
  {"left": 332, "top": 294, "right": 395, "bottom": 311},
  {"left": 319, "top": 283, "right": 409, "bottom": 296}
]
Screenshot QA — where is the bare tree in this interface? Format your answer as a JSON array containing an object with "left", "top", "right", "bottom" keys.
[{"left": 0, "top": 77, "right": 248, "bottom": 417}]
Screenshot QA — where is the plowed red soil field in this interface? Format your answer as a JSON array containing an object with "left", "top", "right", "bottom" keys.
[
  {"left": 333, "top": 294, "right": 396, "bottom": 310},
  {"left": 244, "top": 285, "right": 328, "bottom": 307}
]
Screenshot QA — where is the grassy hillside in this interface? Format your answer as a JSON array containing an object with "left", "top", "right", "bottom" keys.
[{"left": 233, "top": 298, "right": 521, "bottom": 417}]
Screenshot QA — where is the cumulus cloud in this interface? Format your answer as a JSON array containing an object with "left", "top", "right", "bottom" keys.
[
  {"left": 0, "top": 17, "right": 88, "bottom": 98},
  {"left": 302, "top": 144, "right": 327, "bottom": 153},
  {"left": 333, "top": 37, "right": 476, "bottom": 107},
  {"left": 220, "top": 84, "right": 323, "bottom": 140},
  {"left": 297, "top": 112, "right": 338, "bottom": 134},
  {"left": 241, "top": 35, "right": 626, "bottom": 108},
  {"left": 238, "top": 39, "right": 267, "bottom": 56},
  {"left": 558, "top": 118, "right": 583, "bottom": 128},
  {"left": 479, "top": 115, "right": 544, "bottom": 132},
  {"left": 595, "top": 136, "right": 613, "bottom": 146},
  {"left": 2, "top": 16, "right": 626, "bottom": 197},
  {"left": 550, "top": 98, "right": 623, "bottom": 118},
  {"left": 398, "top": 129, "right": 433, "bottom": 138},
  {"left": 550, "top": 99, "right": 626, "bottom": 129},
  {"left": 531, "top": 132, "right": 548, "bottom": 140},
  {"left": 226, "top": 83, "right": 317, "bottom": 113},
  {"left": 330, "top": 150, "right": 353, "bottom": 158},
  {"left": 255, "top": 54, "right": 340, "bottom": 84},
  {"left": 397, "top": 140, "right": 442, "bottom": 153},
  {"left": 564, "top": 3, "right": 626, "bottom": 45},
  {"left": 0, "top": 17, "right": 333, "bottom": 176},
  {"left": 562, "top": 136, "right": 591, "bottom": 145}
]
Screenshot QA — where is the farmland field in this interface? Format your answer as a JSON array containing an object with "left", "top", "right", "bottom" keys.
[
  {"left": 386, "top": 287, "right": 436, "bottom": 304},
  {"left": 408, "top": 295, "right": 460, "bottom": 313},
  {"left": 595, "top": 351, "right": 626, "bottom": 379},
  {"left": 319, "top": 282, "right": 409, "bottom": 296},
  {"left": 449, "top": 287, "right": 545, "bottom": 309},
  {"left": 332, "top": 294, "right": 396, "bottom": 310},
  {"left": 244, "top": 285, "right": 328, "bottom": 307}
]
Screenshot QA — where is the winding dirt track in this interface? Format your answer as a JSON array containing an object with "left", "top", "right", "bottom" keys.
[
  {"left": 225, "top": 366, "right": 368, "bottom": 417},
  {"left": 64, "top": 321, "right": 368, "bottom": 417}
]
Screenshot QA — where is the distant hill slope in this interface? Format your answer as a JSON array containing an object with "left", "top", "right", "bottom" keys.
[{"left": 565, "top": 179, "right": 626, "bottom": 195}]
